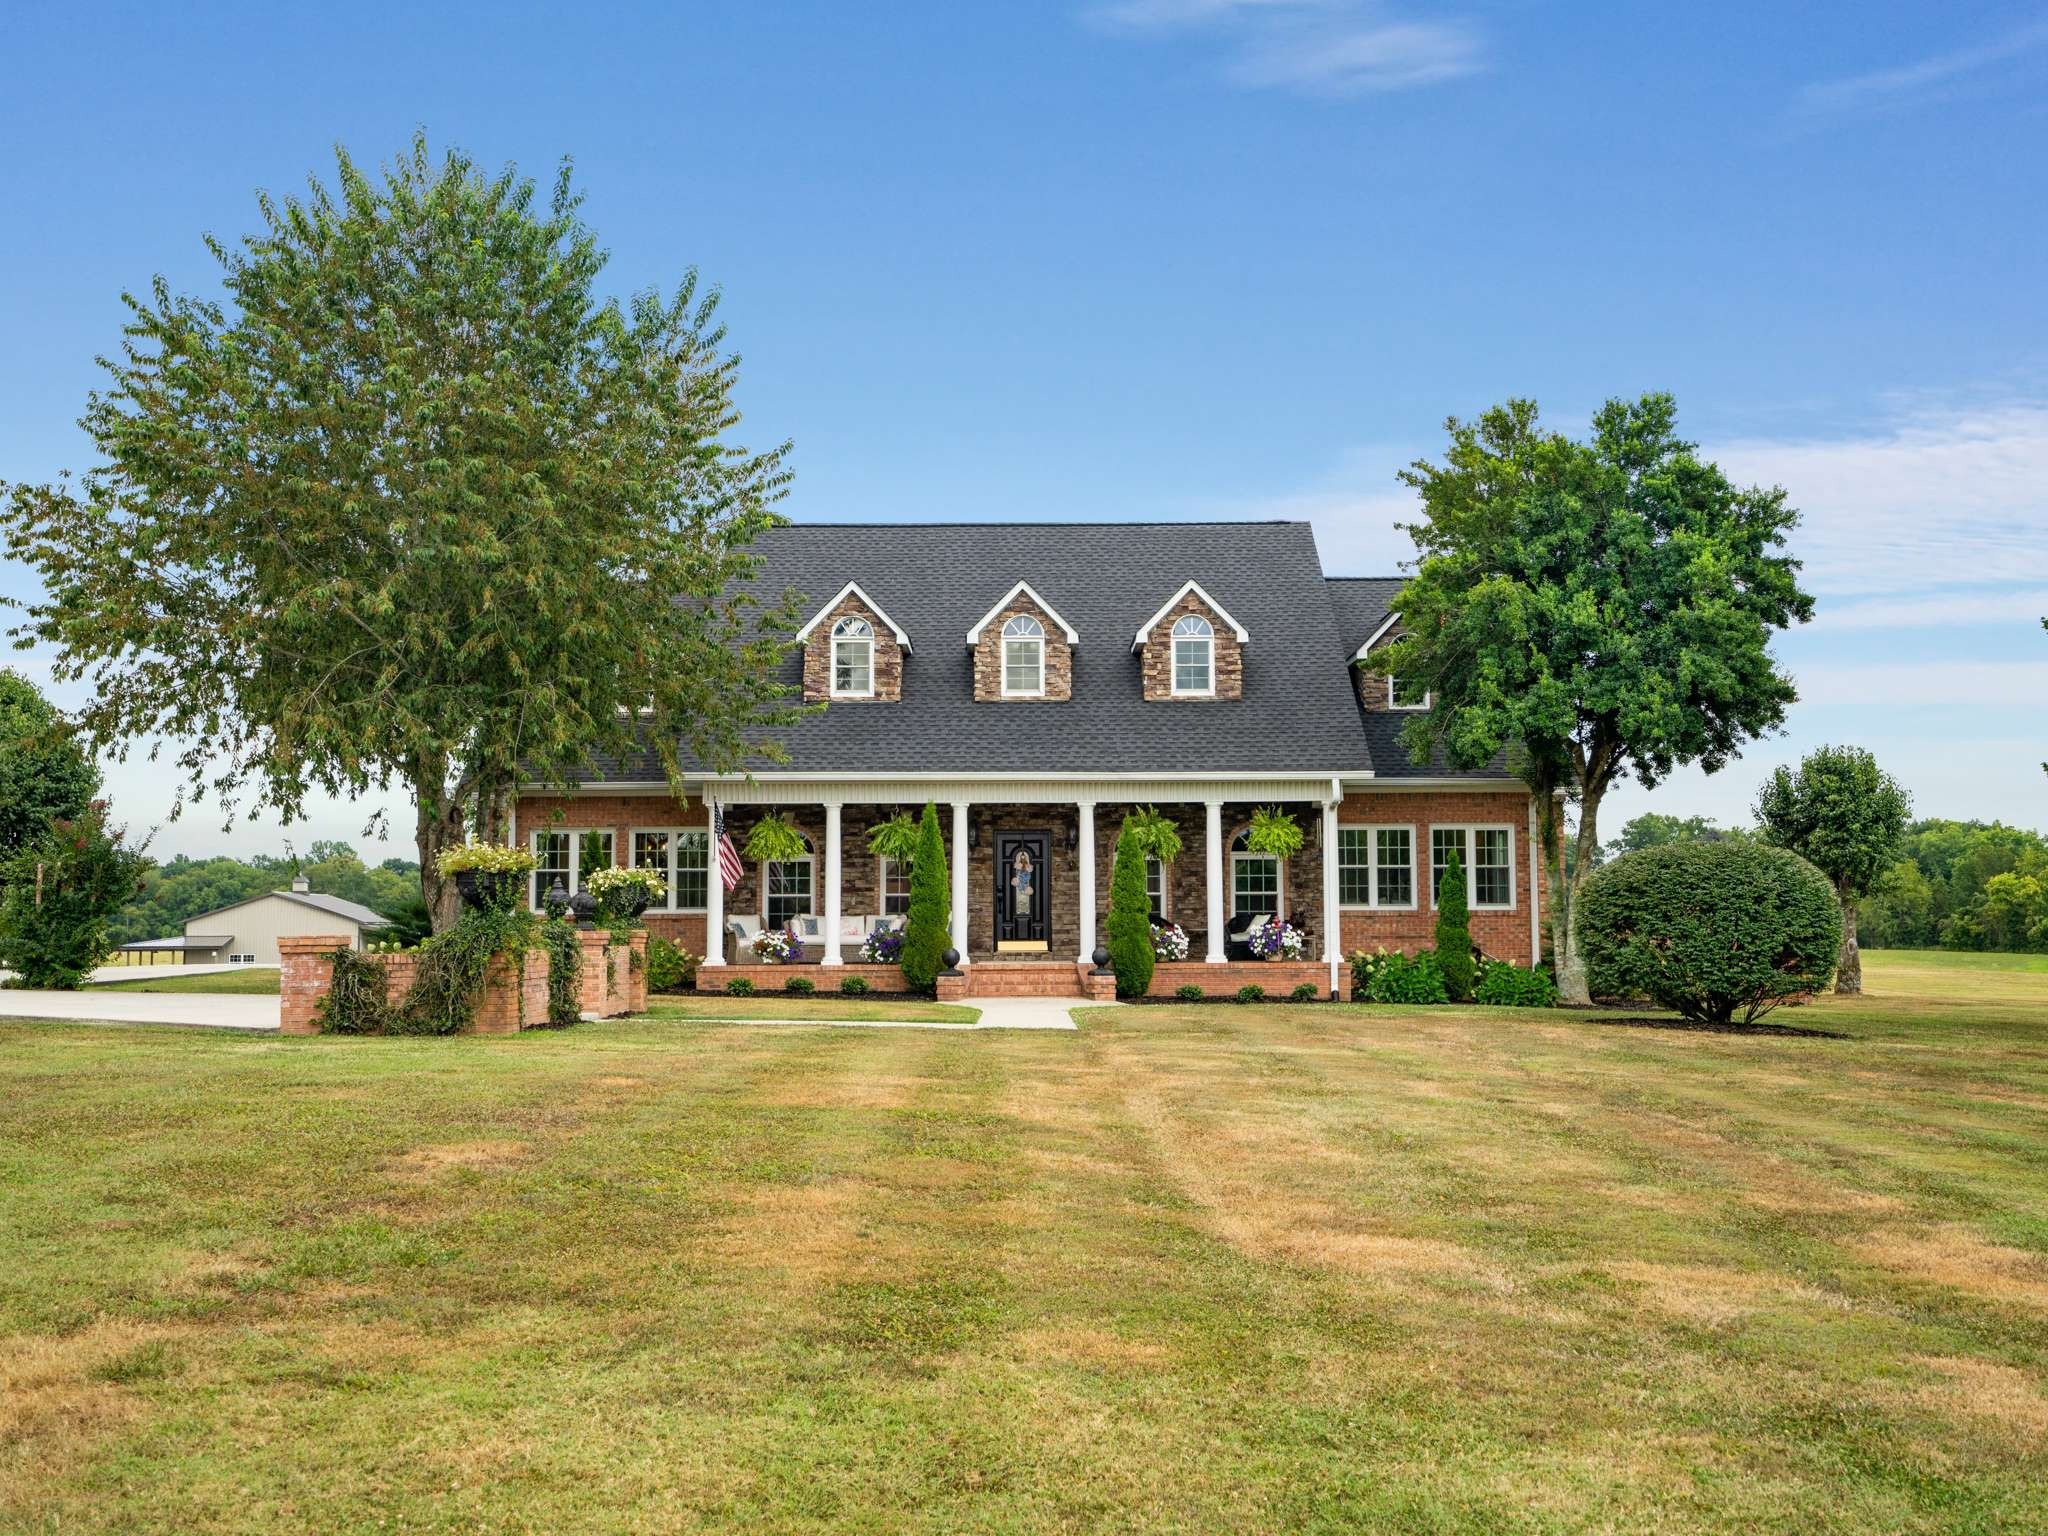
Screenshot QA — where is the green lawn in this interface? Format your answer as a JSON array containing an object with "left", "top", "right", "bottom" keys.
[
  {"left": 2, "top": 952, "right": 2044, "bottom": 1532},
  {"left": 94, "top": 967, "right": 282, "bottom": 995},
  {"left": 647, "top": 994, "right": 980, "bottom": 1024}
]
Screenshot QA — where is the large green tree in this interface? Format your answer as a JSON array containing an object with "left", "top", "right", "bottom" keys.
[
  {"left": 2, "top": 137, "right": 797, "bottom": 931},
  {"left": 0, "top": 801, "right": 153, "bottom": 988},
  {"left": 1373, "top": 395, "right": 1813, "bottom": 1003},
  {"left": 0, "top": 669, "right": 99, "bottom": 864},
  {"left": 1755, "top": 745, "right": 1912, "bottom": 993}
]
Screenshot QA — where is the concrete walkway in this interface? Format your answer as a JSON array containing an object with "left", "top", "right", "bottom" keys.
[
  {"left": 690, "top": 996, "right": 1084, "bottom": 1031},
  {"left": 0, "top": 990, "right": 280, "bottom": 1031}
]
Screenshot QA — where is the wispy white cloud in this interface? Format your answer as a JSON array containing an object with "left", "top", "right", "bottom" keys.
[
  {"left": 1086, "top": 0, "right": 1484, "bottom": 97},
  {"left": 1710, "top": 399, "right": 2048, "bottom": 599},
  {"left": 1808, "top": 588, "right": 2048, "bottom": 632},
  {"left": 1798, "top": 16, "right": 2048, "bottom": 114}
]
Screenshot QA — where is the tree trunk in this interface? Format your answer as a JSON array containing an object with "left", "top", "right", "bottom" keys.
[
  {"left": 1553, "top": 779, "right": 1607, "bottom": 1006},
  {"left": 411, "top": 755, "right": 469, "bottom": 933},
  {"left": 1836, "top": 894, "right": 1862, "bottom": 995}
]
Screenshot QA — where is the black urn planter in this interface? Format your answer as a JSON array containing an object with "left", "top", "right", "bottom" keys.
[
  {"left": 618, "top": 886, "right": 652, "bottom": 921},
  {"left": 454, "top": 868, "right": 523, "bottom": 912}
]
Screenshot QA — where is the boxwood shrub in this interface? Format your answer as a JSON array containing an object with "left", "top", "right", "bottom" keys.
[
  {"left": 1174, "top": 983, "right": 1205, "bottom": 1002},
  {"left": 840, "top": 975, "right": 870, "bottom": 996},
  {"left": 1236, "top": 983, "right": 1266, "bottom": 1004},
  {"left": 784, "top": 975, "right": 815, "bottom": 996},
  {"left": 1580, "top": 841, "right": 1842, "bottom": 1025},
  {"left": 1473, "top": 959, "right": 1558, "bottom": 1009}
]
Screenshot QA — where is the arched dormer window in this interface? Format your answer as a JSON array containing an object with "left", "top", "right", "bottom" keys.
[
  {"left": 831, "top": 616, "right": 874, "bottom": 697},
  {"left": 1002, "top": 614, "right": 1045, "bottom": 697},
  {"left": 1171, "top": 614, "right": 1214, "bottom": 695}
]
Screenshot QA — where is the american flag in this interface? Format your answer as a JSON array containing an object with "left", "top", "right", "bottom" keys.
[{"left": 712, "top": 799, "right": 744, "bottom": 892}]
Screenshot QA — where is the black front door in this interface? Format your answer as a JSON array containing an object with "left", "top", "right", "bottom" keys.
[{"left": 994, "top": 830, "right": 1051, "bottom": 949}]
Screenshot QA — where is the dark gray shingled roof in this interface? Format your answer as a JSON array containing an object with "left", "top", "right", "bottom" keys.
[
  {"left": 593, "top": 521, "right": 1374, "bottom": 780},
  {"left": 1324, "top": 576, "right": 1407, "bottom": 658},
  {"left": 1325, "top": 576, "right": 1512, "bottom": 782}
]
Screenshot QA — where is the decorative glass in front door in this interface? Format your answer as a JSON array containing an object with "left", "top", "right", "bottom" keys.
[
  {"left": 994, "top": 830, "right": 1051, "bottom": 949},
  {"left": 1010, "top": 849, "right": 1035, "bottom": 918}
]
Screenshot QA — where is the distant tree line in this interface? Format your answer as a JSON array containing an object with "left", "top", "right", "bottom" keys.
[{"left": 111, "top": 841, "right": 429, "bottom": 947}]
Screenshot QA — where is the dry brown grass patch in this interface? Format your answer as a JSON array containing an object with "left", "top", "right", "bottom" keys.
[
  {"left": 707, "top": 1180, "right": 889, "bottom": 1283},
  {"left": 1604, "top": 1260, "right": 1839, "bottom": 1326},
  {"left": 0, "top": 1321, "right": 177, "bottom": 1447},
  {"left": 391, "top": 1139, "right": 529, "bottom": 1175},
  {"left": 1856, "top": 1226, "right": 2048, "bottom": 1311},
  {"left": 762, "top": 1074, "right": 925, "bottom": 1110},
  {"left": 1910, "top": 1354, "right": 2048, "bottom": 1433},
  {"left": 1010, "top": 1325, "right": 1173, "bottom": 1371}
]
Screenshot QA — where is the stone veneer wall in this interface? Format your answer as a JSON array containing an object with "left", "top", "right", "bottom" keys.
[
  {"left": 971, "top": 591, "right": 1073, "bottom": 702},
  {"left": 801, "top": 590, "right": 905, "bottom": 703},
  {"left": 1335, "top": 788, "right": 1538, "bottom": 967},
  {"left": 1138, "top": 589, "right": 1243, "bottom": 701},
  {"left": 967, "top": 804, "right": 1080, "bottom": 957}
]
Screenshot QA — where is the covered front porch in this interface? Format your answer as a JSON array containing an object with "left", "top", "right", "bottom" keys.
[{"left": 701, "top": 775, "right": 1344, "bottom": 994}]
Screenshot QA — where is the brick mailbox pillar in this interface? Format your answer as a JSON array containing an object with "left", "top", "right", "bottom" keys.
[{"left": 278, "top": 935, "right": 352, "bottom": 1035}]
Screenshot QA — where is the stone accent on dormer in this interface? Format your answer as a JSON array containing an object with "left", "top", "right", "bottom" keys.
[
  {"left": 1138, "top": 588, "right": 1244, "bottom": 701},
  {"left": 800, "top": 589, "right": 905, "bottom": 703},
  {"left": 970, "top": 588, "right": 1074, "bottom": 702}
]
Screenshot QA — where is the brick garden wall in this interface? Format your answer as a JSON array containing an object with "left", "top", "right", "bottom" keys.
[{"left": 280, "top": 933, "right": 621, "bottom": 1035}]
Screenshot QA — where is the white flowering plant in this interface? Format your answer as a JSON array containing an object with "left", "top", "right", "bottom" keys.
[
  {"left": 1150, "top": 921, "right": 1189, "bottom": 961},
  {"left": 1247, "top": 919, "right": 1305, "bottom": 960},
  {"left": 435, "top": 843, "right": 537, "bottom": 876},
  {"left": 751, "top": 925, "right": 805, "bottom": 964}
]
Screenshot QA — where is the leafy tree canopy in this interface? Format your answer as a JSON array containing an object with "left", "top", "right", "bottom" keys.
[
  {"left": 1374, "top": 394, "right": 1813, "bottom": 1001},
  {"left": 1, "top": 136, "right": 798, "bottom": 930},
  {"left": 0, "top": 669, "right": 100, "bottom": 862},
  {"left": 1861, "top": 819, "right": 2048, "bottom": 953},
  {"left": 0, "top": 802, "right": 154, "bottom": 988},
  {"left": 1604, "top": 812, "right": 1752, "bottom": 862}
]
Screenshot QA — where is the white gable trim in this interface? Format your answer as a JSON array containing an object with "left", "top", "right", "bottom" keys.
[
  {"left": 793, "top": 582, "right": 912, "bottom": 652},
  {"left": 1132, "top": 580, "right": 1249, "bottom": 650},
  {"left": 965, "top": 581, "right": 1080, "bottom": 645},
  {"left": 1350, "top": 611, "right": 1402, "bottom": 663}
]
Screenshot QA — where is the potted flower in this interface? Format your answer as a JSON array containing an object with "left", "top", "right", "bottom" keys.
[
  {"left": 1247, "top": 919, "right": 1305, "bottom": 961},
  {"left": 1150, "top": 920, "right": 1189, "bottom": 961},
  {"left": 586, "top": 865, "right": 666, "bottom": 924},
  {"left": 858, "top": 924, "right": 904, "bottom": 964},
  {"left": 751, "top": 925, "right": 805, "bottom": 964},
  {"left": 436, "top": 843, "right": 538, "bottom": 912}
]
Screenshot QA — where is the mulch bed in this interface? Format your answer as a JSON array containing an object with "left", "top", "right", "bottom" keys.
[{"left": 1589, "top": 1015, "right": 1848, "bottom": 1040}]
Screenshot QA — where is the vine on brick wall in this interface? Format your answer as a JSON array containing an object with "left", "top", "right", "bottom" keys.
[
  {"left": 542, "top": 919, "right": 581, "bottom": 1027},
  {"left": 317, "top": 946, "right": 392, "bottom": 1034},
  {"left": 392, "top": 905, "right": 535, "bottom": 1036}
]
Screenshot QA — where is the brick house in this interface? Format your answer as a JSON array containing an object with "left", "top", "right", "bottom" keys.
[{"left": 513, "top": 521, "right": 1542, "bottom": 996}]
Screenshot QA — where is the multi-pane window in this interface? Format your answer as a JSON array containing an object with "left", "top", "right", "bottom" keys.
[
  {"left": 1171, "top": 614, "right": 1213, "bottom": 694},
  {"left": 880, "top": 857, "right": 912, "bottom": 917},
  {"left": 1145, "top": 856, "right": 1167, "bottom": 921},
  {"left": 1388, "top": 675, "right": 1430, "bottom": 709},
  {"left": 1431, "top": 826, "right": 1514, "bottom": 909},
  {"left": 633, "top": 831, "right": 673, "bottom": 909},
  {"left": 765, "top": 858, "right": 813, "bottom": 929},
  {"left": 1375, "top": 827, "right": 1414, "bottom": 907},
  {"left": 632, "top": 829, "right": 708, "bottom": 911},
  {"left": 675, "top": 832, "right": 709, "bottom": 911},
  {"left": 1337, "top": 826, "right": 1416, "bottom": 908},
  {"left": 1002, "top": 614, "right": 1045, "bottom": 695},
  {"left": 576, "top": 831, "right": 615, "bottom": 893},
  {"left": 1473, "top": 828, "right": 1512, "bottom": 906},
  {"left": 831, "top": 616, "right": 873, "bottom": 696},
  {"left": 531, "top": 831, "right": 571, "bottom": 907},
  {"left": 1232, "top": 853, "right": 1280, "bottom": 917}
]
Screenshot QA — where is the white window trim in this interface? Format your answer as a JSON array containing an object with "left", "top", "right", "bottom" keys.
[
  {"left": 967, "top": 581, "right": 1080, "bottom": 645},
  {"left": 1145, "top": 855, "right": 1169, "bottom": 920},
  {"left": 1387, "top": 676, "right": 1431, "bottom": 711},
  {"left": 1428, "top": 824, "right": 1517, "bottom": 911},
  {"left": 829, "top": 618, "right": 875, "bottom": 699},
  {"left": 529, "top": 827, "right": 617, "bottom": 909},
  {"left": 1170, "top": 619, "right": 1215, "bottom": 697},
  {"left": 631, "top": 826, "right": 710, "bottom": 913},
  {"left": 1229, "top": 849, "right": 1285, "bottom": 921},
  {"left": 761, "top": 854, "right": 816, "bottom": 927},
  {"left": 1132, "top": 581, "right": 1249, "bottom": 650},
  {"left": 793, "top": 583, "right": 912, "bottom": 650},
  {"left": 1001, "top": 617, "right": 1047, "bottom": 698},
  {"left": 1336, "top": 822, "right": 1419, "bottom": 911},
  {"left": 877, "top": 855, "right": 912, "bottom": 918}
]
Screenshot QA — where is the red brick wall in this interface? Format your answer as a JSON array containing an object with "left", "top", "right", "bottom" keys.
[
  {"left": 516, "top": 792, "right": 712, "bottom": 957},
  {"left": 1335, "top": 788, "right": 1538, "bottom": 966},
  {"left": 695, "top": 962, "right": 906, "bottom": 994},
  {"left": 280, "top": 934, "right": 556, "bottom": 1034},
  {"left": 1146, "top": 960, "right": 1329, "bottom": 998}
]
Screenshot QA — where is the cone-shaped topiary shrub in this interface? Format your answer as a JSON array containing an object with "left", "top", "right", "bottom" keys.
[
  {"left": 1434, "top": 850, "right": 1474, "bottom": 1001},
  {"left": 1580, "top": 841, "right": 1842, "bottom": 1026},
  {"left": 1106, "top": 820, "right": 1156, "bottom": 998},
  {"left": 899, "top": 801, "right": 951, "bottom": 994}
]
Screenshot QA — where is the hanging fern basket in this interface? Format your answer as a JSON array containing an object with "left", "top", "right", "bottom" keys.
[{"left": 743, "top": 813, "right": 810, "bottom": 864}]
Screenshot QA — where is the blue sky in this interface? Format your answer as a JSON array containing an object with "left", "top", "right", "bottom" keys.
[{"left": 3, "top": 1, "right": 2045, "bottom": 858}]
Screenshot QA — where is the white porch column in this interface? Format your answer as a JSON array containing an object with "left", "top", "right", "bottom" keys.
[
  {"left": 1076, "top": 801, "right": 1097, "bottom": 961},
  {"left": 951, "top": 800, "right": 971, "bottom": 964},
  {"left": 1322, "top": 795, "right": 1341, "bottom": 993},
  {"left": 822, "top": 800, "right": 844, "bottom": 965},
  {"left": 702, "top": 794, "right": 726, "bottom": 967},
  {"left": 1204, "top": 798, "right": 1227, "bottom": 964}
]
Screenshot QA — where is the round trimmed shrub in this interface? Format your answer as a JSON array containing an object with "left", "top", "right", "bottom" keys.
[
  {"left": 1580, "top": 842, "right": 1842, "bottom": 1026},
  {"left": 1174, "top": 983, "right": 1205, "bottom": 1002},
  {"left": 1289, "top": 982, "right": 1320, "bottom": 1003},
  {"left": 1236, "top": 983, "right": 1266, "bottom": 1004},
  {"left": 784, "top": 975, "right": 815, "bottom": 996},
  {"left": 725, "top": 976, "right": 756, "bottom": 997},
  {"left": 839, "top": 974, "right": 870, "bottom": 996}
]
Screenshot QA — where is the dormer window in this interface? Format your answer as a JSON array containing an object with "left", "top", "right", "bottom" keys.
[
  {"left": 1388, "top": 675, "right": 1430, "bottom": 710},
  {"left": 1002, "top": 614, "right": 1045, "bottom": 696},
  {"left": 1171, "top": 614, "right": 1214, "bottom": 695},
  {"left": 831, "top": 616, "right": 874, "bottom": 697}
]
